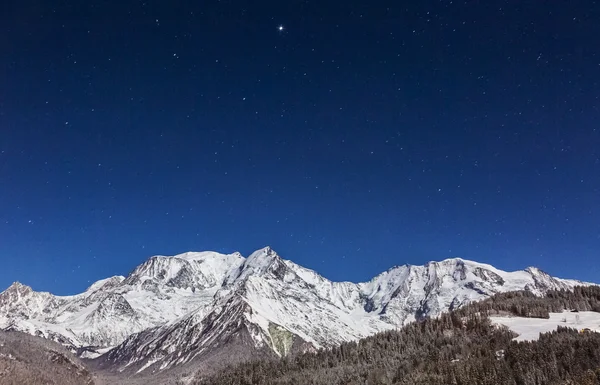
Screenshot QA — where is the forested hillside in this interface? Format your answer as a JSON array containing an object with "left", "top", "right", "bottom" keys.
[{"left": 194, "top": 286, "right": 600, "bottom": 385}]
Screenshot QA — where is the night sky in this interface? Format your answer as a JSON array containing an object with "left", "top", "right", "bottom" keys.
[{"left": 1, "top": 1, "right": 599, "bottom": 295}]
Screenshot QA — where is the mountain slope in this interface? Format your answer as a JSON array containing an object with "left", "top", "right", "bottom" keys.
[
  {"left": 0, "top": 247, "right": 593, "bottom": 376},
  {"left": 0, "top": 251, "right": 244, "bottom": 354},
  {"left": 0, "top": 330, "right": 95, "bottom": 385},
  {"left": 193, "top": 287, "right": 600, "bottom": 385}
]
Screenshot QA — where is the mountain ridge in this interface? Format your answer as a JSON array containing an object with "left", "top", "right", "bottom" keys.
[
  {"left": 0, "top": 247, "right": 594, "bottom": 376},
  {"left": 0, "top": 253, "right": 575, "bottom": 296}
]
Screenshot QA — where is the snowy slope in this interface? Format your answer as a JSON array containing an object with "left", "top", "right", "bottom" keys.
[
  {"left": 491, "top": 311, "right": 600, "bottom": 341},
  {"left": 0, "top": 247, "right": 594, "bottom": 374},
  {"left": 0, "top": 251, "right": 244, "bottom": 353},
  {"left": 357, "top": 258, "right": 586, "bottom": 326}
]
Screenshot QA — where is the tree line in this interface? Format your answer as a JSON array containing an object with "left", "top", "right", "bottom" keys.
[{"left": 193, "top": 286, "right": 600, "bottom": 385}]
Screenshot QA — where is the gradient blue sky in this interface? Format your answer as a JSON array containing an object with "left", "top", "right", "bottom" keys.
[{"left": 1, "top": 0, "right": 599, "bottom": 295}]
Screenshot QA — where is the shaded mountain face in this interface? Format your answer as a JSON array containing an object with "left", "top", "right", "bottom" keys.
[
  {"left": 0, "top": 330, "right": 95, "bottom": 385},
  {"left": 0, "top": 247, "right": 592, "bottom": 375}
]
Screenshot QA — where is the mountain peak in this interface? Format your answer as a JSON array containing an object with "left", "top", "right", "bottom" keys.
[
  {"left": 525, "top": 266, "right": 546, "bottom": 275},
  {"left": 169, "top": 251, "right": 244, "bottom": 262},
  {"left": 116, "top": 251, "right": 243, "bottom": 293},
  {"left": 223, "top": 247, "right": 285, "bottom": 285},
  {"left": 86, "top": 276, "right": 125, "bottom": 292},
  {"left": 0, "top": 282, "right": 36, "bottom": 308},
  {"left": 248, "top": 245, "right": 275, "bottom": 258},
  {"left": 244, "top": 246, "right": 280, "bottom": 271},
  {"left": 252, "top": 245, "right": 273, "bottom": 255},
  {"left": 2, "top": 281, "right": 32, "bottom": 295}
]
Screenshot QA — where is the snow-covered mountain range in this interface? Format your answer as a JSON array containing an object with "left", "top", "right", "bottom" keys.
[{"left": 0, "top": 247, "right": 592, "bottom": 376}]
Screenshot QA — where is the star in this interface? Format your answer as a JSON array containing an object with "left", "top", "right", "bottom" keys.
[{"left": 278, "top": 25, "right": 284, "bottom": 32}]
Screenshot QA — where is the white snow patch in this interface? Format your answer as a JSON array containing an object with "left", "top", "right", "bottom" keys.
[
  {"left": 0, "top": 353, "right": 15, "bottom": 360},
  {"left": 136, "top": 355, "right": 161, "bottom": 374},
  {"left": 79, "top": 346, "right": 113, "bottom": 359},
  {"left": 491, "top": 311, "right": 600, "bottom": 341}
]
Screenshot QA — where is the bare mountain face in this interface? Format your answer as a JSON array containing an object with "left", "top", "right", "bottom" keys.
[
  {"left": 0, "top": 330, "right": 95, "bottom": 385},
  {"left": 0, "top": 247, "right": 591, "bottom": 376}
]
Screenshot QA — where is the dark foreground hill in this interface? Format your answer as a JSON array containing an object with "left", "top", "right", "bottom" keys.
[{"left": 0, "top": 330, "right": 95, "bottom": 385}]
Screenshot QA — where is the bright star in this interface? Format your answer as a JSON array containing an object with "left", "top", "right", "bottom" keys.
[{"left": 278, "top": 25, "right": 284, "bottom": 31}]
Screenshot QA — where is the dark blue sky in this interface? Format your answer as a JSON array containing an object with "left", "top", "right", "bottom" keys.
[{"left": 1, "top": 0, "right": 599, "bottom": 295}]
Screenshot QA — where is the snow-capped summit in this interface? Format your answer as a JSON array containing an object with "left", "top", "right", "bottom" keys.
[
  {"left": 86, "top": 276, "right": 125, "bottom": 293},
  {"left": 224, "top": 246, "right": 286, "bottom": 285},
  {"left": 123, "top": 251, "right": 244, "bottom": 291},
  {"left": 1, "top": 281, "right": 33, "bottom": 299},
  {"left": 0, "top": 249, "right": 594, "bottom": 375}
]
